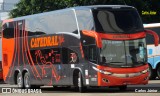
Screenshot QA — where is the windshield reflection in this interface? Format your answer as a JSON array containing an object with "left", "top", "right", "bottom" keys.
[{"left": 100, "top": 38, "right": 147, "bottom": 67}]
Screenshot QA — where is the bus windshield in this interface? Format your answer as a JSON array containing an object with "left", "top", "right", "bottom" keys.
[
  {"left": 93, "top": 9, "right": 144, "bottom": 33},
  {"left": 99, "top": 38, "right": 147, "bottom": 67}
]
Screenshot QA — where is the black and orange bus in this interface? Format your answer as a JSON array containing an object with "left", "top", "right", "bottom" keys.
[{"left": 2, "top": 5, "right": 159, "bottom": 92}]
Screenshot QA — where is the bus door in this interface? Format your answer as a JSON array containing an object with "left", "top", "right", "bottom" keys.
[
  {"left": 61, "top": 47, "right": 78, "bottom": 85},
  {"left": 83, "top": 44, "right": 98, "bottom": 86}
]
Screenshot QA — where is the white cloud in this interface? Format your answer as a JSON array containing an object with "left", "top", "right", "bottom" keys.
[
  {"left": 4, "top": 0, "right": 19, "bottom": 3},
  {"left": 0, "top": 0, "right": 3, "bottom": 3}
]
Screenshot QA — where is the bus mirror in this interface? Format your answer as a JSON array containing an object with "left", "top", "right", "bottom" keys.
[
  {"left": 100, "top": 56, "right": 106, "bottom": 63},
  {"left": 145, "top": 30, "right": 159, "bottom": 46}
]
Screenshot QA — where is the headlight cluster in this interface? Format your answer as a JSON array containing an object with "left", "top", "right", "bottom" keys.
[
  {"left": 93, "top": 66, "right": 149, "bottom": 78},
  {"left": 141, "top": 68, "right": 149, "bottom": 74},
  {"left": 92, "top": 66, "right": 112, "bottom": 75}
]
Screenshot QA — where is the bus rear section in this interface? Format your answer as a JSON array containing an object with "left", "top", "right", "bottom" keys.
[
  {"left": 144, "top": 23, "right": 160, "bottom": 79},
  {"left": 1, "top": 5, "right": 159, "bottom": 92}
]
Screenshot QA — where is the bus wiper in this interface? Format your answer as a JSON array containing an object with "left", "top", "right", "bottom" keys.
[
  {"left": 134, "top": 29, "right": 144, "bottom": 33},
  {"left": 127, "top": 27, "right": 137, "bottom": 33},
  {"left": 108, "top": 62, "right": 124, "bottom": 64},
  {"left": 136, "top": 61, "right": 144, "bottom": 64},
  {"left": 129, "top": 27, "right": 143, "bottom": 33}
]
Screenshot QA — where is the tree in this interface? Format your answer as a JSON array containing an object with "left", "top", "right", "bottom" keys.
[
  {"left": 9, "top": 0, "right": 124, "bottom": 18},
  {"left": 9, "top": 0, "right": 160, "bottom": 23},
  {"left": 9, "top": 0, "right": 67, "bottom": 18}
]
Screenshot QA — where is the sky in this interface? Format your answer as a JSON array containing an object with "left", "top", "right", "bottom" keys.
[
  {"left": 0, "top": 0, "right": 19, "bottom": 3},
  {"left": 0, "top": 0, "right": 20, "bottom": 20}
]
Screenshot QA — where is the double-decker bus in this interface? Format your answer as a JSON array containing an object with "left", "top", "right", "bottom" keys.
[
  {"left": 2, "top": 5, "right": 159, "bottom": 92},
  {"left": 144, "top": 23, "right": 160, "bottom": 79}
]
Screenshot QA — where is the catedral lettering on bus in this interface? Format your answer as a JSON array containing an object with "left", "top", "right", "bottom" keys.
[
  {"left": 30, "top": 36, "right": 64, "bottom": 48},
  {"left": 1, "top": 5, "right": 159, "bottom": 93}
]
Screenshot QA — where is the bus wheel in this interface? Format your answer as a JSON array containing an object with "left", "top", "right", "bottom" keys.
[
  {"left": 119, "top": 85, "right": 127, "bottom": 91},
  {"left": 17, "top": 73, "right": 24, "bottom": 88},
  {"left": 24, "top": 72, "right": 31, "bottom": 89},
  {"left": 157, "top": 65, "right": 160, "bottom": 79},
  {"left": 77, "top": 72, "right": 86, "bottom": 93},
  {"left": 149, "top": 65, "right": 156, "bottom": 80}
]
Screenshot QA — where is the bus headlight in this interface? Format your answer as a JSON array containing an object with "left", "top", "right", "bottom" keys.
[
  {"left": 141, "top": 68, "right": 149, "bottom": 74},
  {"left": 103, "top": 71, "right": 112, "bottom": 75},
  {"left": 92, "top": 66, "right": 149, "bottom": 78},
  {"left": 92, "top": 66, "right": 112, "bottom": 75}
]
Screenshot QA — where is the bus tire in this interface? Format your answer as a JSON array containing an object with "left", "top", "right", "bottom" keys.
[
  {"left": 24, "top": 72, "right": 31, "bottom": 89},
  {"left": 119, "top": 85, "right": 127, "bottom": 91},
  {"left": 78, "top": 72, "right": 87, "bottom": 93},
  {"left": 148, "top": 65, "right": 156, "bottom": 80},
  {"left": 17, "top": 72, "right": 24, "bottom": 88},
  {"left": 157, "top": 65, "right": 160, "bottom": 79}
]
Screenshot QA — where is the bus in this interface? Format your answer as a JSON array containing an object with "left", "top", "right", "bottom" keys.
[
  {"left": 144, "top": 23, "right": 160, "bottom": 79},
  {"left": 0, "top": 37, "right": 2, "bottom": 80},
  {"left": 2, "top": 5, "right": 159, "bottom": 92}
]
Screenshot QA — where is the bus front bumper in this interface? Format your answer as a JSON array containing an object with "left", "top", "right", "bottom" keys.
[
  {"left": 97, "top": 72, "right": 149, "bottom": 86},
  {"left": 96, "top": 64, "right": 149, "bottom": 86}
]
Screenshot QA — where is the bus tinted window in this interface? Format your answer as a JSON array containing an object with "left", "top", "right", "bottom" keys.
[
  {"left": 31, "top": 48, "right": 61, "bottom": 65},
  {"left": 93, "top": 9, "right": 144, "bottom": 33},
  {"left": 62, "top": 47, "right": 79, "bottom": 64},
  {"left": 76, "top": 9, "right": 94, "bottom": 31},
  {"left": 3, "top": 22, "right": 14, "bottom": 38},
  {"left": 26, "top": 10, "right": 78, "bottom": 35}
]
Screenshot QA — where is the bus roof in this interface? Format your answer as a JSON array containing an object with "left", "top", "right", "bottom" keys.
[
  {"left": 143, "top": 23, "right": 160, "bottom": 28},
  {"left": 2, "top": 5, "right": 133, "bottom": 24},
  {"left": 75, "top": 5, "right": 133, "bottom": 9}
]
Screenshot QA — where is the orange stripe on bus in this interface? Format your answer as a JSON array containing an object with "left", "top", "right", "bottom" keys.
[
  {"left": 26, "top": 32, "right": 42, "bottom": 80},
  {"left": 79, "top": 43, "right": 84, "bottom": 58},
  {"left": 24, "top": 31, "right": 37, "bottom": 80}
]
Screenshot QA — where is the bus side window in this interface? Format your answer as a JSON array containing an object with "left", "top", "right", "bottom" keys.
[
  {"left": 88, "top": 45, "right": 97, "bottom": 63},
  {"left": 62, "top": 48, "right": 79, "bottom": 64},
  {"left": 82, "top": 45, "right": 89, "bottom": 60},
  {"left": 82, "top": 45, "right": 97, "bottom": 63},
  {"left": 3, "top": 22, "right": 14, "bottom": 39},
  {"left": 31, "top": 48, "right": 61, "bottom": 65},
  {"left": 62, "top": 48, "right": 68, "bottom": 64}
]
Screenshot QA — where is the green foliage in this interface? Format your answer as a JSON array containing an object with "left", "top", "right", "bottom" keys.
[{"left": 9, "top": 0, "right": 160, "bottom": 23}]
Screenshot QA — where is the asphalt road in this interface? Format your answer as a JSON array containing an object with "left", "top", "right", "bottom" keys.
[{"left": 0, "top": 80, "right": 160, "bottom": 96}]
